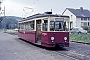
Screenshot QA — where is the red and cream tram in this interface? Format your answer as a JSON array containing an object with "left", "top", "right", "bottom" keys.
[{"left": 18, "top": 12, "right": 70, "bottom": 48}]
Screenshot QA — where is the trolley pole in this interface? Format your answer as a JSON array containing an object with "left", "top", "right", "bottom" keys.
[
  {"left": 3, "top": 6, "right": 6, "bottom": 31},
  {"left": 0, "top": 0, "right": 2, "bottom": 16},
  {"left": 22, "top": 7, "right": 33, "bottom": 18},
  {"left": 0, "top": 0, "right": 2, "bottom": 30},
  {"left": 4, "top": 6, "right": 5, "bottom": 16},
  {"left": 0, "top": 0, "right": 6, "bottom": 31}
]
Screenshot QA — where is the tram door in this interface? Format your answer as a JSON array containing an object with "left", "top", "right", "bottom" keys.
[{"left": 36, "top": 20, "right": 41, "bottom": 43}]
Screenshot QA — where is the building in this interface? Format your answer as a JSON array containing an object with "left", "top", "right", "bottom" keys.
[{"left": 62, "top": 7, "right": 90, "bottom": 29}]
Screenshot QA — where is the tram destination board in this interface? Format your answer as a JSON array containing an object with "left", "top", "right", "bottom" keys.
[{"left": 55, "top": 18, "right": 64, "bottom": 21}]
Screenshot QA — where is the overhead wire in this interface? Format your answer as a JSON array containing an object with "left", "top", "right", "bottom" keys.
[
  {"left": 29, "top": 0, "right": 39, "bottom": 7},
  {"left": 7, "top": 9, "right": 13, "bottom": 15}
]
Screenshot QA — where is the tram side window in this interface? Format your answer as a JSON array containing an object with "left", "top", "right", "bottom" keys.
[
  {"left": 21, "top": 24, "right": 24, "bottom": 29},
  {"left": 50, "top": 21, "right": 54, "bottom": 31},
  {"left": 42, "top": 20, "right": 48, "bottom": 31},
  {"left": 31, "top": 21, "right": 34, "bottom": 30},
  {"left": 18, "top": 24, "right": 20, "bottom": 29},
  {"left": 20, "top": 24, "right": 24, "bottom": 30},
  {"left": 28, "top": 22, "right": 31, "bottom": 30},
  {"left": 27, "top": 22, "right": 31, "bottom": 30},
  {"left": 25, "top": 23, "right": 29, "bottom": 30}
]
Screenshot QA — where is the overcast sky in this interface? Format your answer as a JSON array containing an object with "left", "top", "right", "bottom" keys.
[{"left": 1, "top": 0, "right": 90, "bottom": 17}]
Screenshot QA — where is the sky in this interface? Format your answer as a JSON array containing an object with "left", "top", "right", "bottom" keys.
[{"left": 1, "top": 0, "right": 90, "bottom": 17}]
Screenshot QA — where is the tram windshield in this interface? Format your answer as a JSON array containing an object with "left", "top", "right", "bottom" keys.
[
  {"left": 50, "top": 18, "right": 68, "bottom": 31},
  {"left": 55, "top": 21, "right": 64, "bottom": 31}
]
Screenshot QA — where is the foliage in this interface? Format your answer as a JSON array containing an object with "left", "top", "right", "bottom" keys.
[
  {"left": 4, "top": 29, "right": 18, "bottom": 35},
  {"left": 0, "top": 16, "right": 22, "bottom": 29},
  {"left": 81, "top": 26, "right": 90, "bottom": 33},
  {"left": 81, "top": 26, "right": 88, "bottom": 30},
  {"left": 88, "top": 26, "right": 90, "bottom": 30}
]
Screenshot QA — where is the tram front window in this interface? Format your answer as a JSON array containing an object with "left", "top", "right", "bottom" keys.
[
  {"left": 50, "top": 21, "right": 66, "bottom": 31},
  {"left": 55, "top": 21, "right": 63, "bottom": 31},
  {"left": 50, "top": 21, "right": 54, "bottom": 31}
]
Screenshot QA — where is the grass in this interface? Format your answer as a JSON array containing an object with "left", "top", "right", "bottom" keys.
[
  {"left": 1, "top": 29, "right": 90, "bottom": 44},
  {"left": 3, "top": 29, "right": 18, "bottom": 35},
  {"left": 70, "top": 34, "right": 90, "bottom": 44},
  {"left": 8, "top": 31, "right": 18, "bottom": 35}
]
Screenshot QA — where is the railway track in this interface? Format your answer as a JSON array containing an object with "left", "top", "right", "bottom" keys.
[
  {"left": 18, "top": 38, "right": 90, "bottom": 60},
  {"left": 16, "top": 37, "right": 90, "bottom": 60},
  {"left": 52, "top": 47, "right": 90, "bottom": 60}
]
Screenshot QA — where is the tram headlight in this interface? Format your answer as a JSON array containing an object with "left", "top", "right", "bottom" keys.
[
  {"left": 64, "top": 37, "right": 67, "bottom": 40},
  {"left": 51, "top": 37, "right": 54, "bottom": 41}
]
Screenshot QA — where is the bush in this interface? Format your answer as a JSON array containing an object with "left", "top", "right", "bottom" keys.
[
  {"left": 82, "top": 26, "right": 88, "bottom": 30},
  {"left": 81, "top": 26, "right": 90, "bottom": 33},
  {"left": 88, "top": 26, "right": 90, "bottom": 30},
  {"left": 87, "top": 30, "right": 90, "bottom": 33}
]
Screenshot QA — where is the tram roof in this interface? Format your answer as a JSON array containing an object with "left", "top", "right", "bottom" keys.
[{"left": 21, "top": 13, "right": 69, "bottom": 22}]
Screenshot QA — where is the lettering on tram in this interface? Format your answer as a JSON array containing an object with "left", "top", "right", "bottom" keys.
[{"left": 18, "top": 12, "right": 70, "bottom": 48}]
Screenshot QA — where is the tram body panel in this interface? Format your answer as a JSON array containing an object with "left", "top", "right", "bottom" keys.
[
  {"left": 18, "top": 30, "right": 36, "bottom": 43},
  {"left": 18, "top": 30, "right": 25, "bottom": 39},
  {"left": 18, "top": 30, "right": 69, "bottom": 47},
  {"left": 41, "top": 32, "right": 55, "bottom": 47},
  {"left": 41, "top": 32, "right": 69, "bottom": 47},
  {"left": 52, "top": 32, "right": 69, "bottom": 47}
]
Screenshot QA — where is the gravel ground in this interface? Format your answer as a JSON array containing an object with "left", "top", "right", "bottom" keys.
[
  {"left": 1, "top": 32, "right": 90, "bottom": 60},
  {"left": 0, "top": 32, "right": 70, "bottom": 60}
]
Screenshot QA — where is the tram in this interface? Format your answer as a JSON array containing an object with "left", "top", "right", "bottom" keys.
[{"left": 18, "top": 12, "right": 70, "bottom": 48}]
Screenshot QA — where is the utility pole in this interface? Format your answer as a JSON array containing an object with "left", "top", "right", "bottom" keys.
[
  {"left": 0, "top": 0, "right": 3, "bottom": 15},
  {"left": 4, "top": 6, "right": 5, "bottom": 16},
  {"left": 0, "top": 0, "right": 2, "bottom": 16},
  {"left": 3, "top": 6, "right": 5, "bottom": 30},
  {"left": 51, "top": 9, "right": 52, "bottom": 12},
  {"left": 0, "top": 0, "right": 2, "bottom": 29},
  {"left": 0, "top": 0, "right": 6, "bottom": 31}
]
